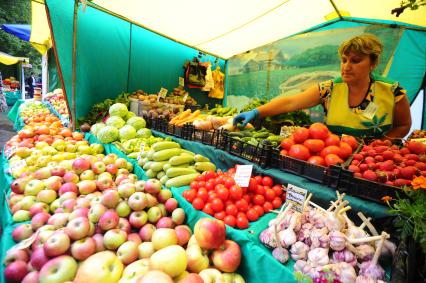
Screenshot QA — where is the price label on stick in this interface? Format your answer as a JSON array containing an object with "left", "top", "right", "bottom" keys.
[
  {"left": 9, "top": 230, "right": 40, "bottom": 252},
  {"left": 4, "top": 145, "right": 17, "bottom": 159},
  {"left": 183, "top": 93, "right": 188, "bottom": 103},
  {"left": 158, "top": 87, "right": 168, "bottom": 98},
  {"left": 137, "top": 142, "right": 145, "bottom": 161},
  {"left": 179, "top": 77, "right": 185, "bottom": 87},
  {"left": 233, "top": 165, "right": 253, "bottom": 187},
  {"left": 285, "top": 184, "right": 307, "bottom": 213}
]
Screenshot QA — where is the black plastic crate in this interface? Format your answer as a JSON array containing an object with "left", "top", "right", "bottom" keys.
[
  {"left": 282, "top": 155, "right": 328, "bottom": 183},
  {"left": 335, "top": 168, "right": 401, "bottom": 203},
  {"left": 215, "top": 129, "right": 228, "bottom": 150},
  {"left": 224, "top": 134, "right": 272, "bottom": 167},
  {"left": 184, "top": 104, "right": 201, "bottom": 112},
  {"left": 190, "top": 127, "right": 220, "bottom": 146}
]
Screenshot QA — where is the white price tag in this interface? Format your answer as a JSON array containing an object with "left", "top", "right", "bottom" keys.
[
  {"left": 4, "top": 146, "right": 17, "bottom": 159},
  {"left": 361, "top": 102, "right": 378, "bottom": 120},
  {"left": 137, "top": 142, "right": 145, "bottom": 161},
  {"left": 9, "top": 230, "right": 40, "bottom": 252},
  {"left": 183, "top": 93, "right": 188, "bottom": 103},
  {"left": 233, "top": 165, "right": 253, "bottom": 187},
  {"left": 159, "top": 88, "right": 168, "bottom": 98},
  {"left": 179, "top": 77, "right": 185, "bottom": 87},
  {"left": 285, "top": 184, "right": 307, "bottom": 213}
]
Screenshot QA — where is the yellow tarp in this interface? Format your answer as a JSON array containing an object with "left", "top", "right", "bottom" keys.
[
  {"left": 30, "top": 0, "right": 51, "bottom": 54},
  {"left": 0, "top": 51, "right": 28, "bottom": 65}
]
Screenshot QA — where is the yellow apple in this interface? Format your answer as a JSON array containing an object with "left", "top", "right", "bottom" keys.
[{"left": 74, "top": 251, "right": 123, "bottom": 283}]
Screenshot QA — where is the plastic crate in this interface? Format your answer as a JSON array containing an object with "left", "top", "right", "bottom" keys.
[
  {"left": 189, "top": 126, "right": 220, "bottom": 146},
  {"left": 224, "top": 134, "right": 272, "bottom": 167},
  {"left": 334, "top": 168, "right": 401, "bottom": 203},
  {"left": 215, "top": 129, "right": 228, "bottom": 150}
]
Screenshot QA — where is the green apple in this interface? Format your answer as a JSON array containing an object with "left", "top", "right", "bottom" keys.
[
  {"left": 39, "top": 255, "right": 77, "bottom": 283},
  {"left": 186, "top": 241, "right": 209, "bottom": 273},
  {"left": 65, "top": 143, "right": 77, "bottom": 153},
  {"left": 118, "top": 259, "right": 149, "bottom": 283},
  {"left": 35, "top": 141, "right": 49, "bottom": 150},
  {"left": 117, "top": 241, "right": 138, "bottom": 265},
  {"left": 13, "top": 210, "right": 31, "bottom": 222},
  {"left": 103, "top": 229, "right": 127, "bottom": 250},
  {"left": 116, "top": 201, "right": 131, "bottom": 218},
  {"left": 80, "top": 170, "right": 95, "bottom": 181},
  {"left": 20, "top": 196, "right": 37, "bottom": 210},
  {"left": 77, "top": 145, "right": 93, "bottom": 155},
  {"left": 90, "top": 143, "right": 104, "bottom": 154},
  {"left": 222, "top": 273, "right": 246, "bottom": 283},
  {"left": 73, "top": 251, "right": 123, "bottom": 283},
  {"left": 149, "top": 245, "right": 187, "bottom": 277}
]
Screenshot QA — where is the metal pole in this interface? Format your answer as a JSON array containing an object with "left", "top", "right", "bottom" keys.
[
  {"left": 21, "top": 63, "right": 25, "bottom": 100},
  {"left": 42, "top": 53, "right": 48, "bottom": 99},
  {"left": 71, "top": 0, "right": 79, "bottom": 130}
]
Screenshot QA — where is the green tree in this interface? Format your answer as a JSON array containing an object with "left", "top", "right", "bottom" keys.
[
  {"left": 285, "top": 45, "right": 340, "bottom": 68},
  {"left": 0, "top": 0, "right": 41, "bottom": 77}
]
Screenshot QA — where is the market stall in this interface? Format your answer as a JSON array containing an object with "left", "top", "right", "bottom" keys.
[{"left": 1, "top": 0, "right": 426, "bottom": 282}]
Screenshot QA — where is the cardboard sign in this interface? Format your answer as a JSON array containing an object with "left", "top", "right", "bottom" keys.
[
  {"left": 159, "top": 88, "right": 168, "bottom": 98},
  {"left": 183, "top": 93, "right": 188, "bottom": 103},
  {"left": 4, "top": 146, "right": 17, "bottom": 159},
  {"left": 9, "top": 230, "right": 40, "bottom": 252},
  {"left": 179, "top": 77, "right": 185, "bottom": 87},
  {"left": 285, "top": 184, "right": 307, "bottom": 213},
  {"left": 233, "top": 165, "right": 253, "bottom": 187}
]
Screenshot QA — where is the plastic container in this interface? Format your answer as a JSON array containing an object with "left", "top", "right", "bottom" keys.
[
  {"left": 224, "top": 134, "right": 272, "bottom": 167},
  {"left": 129, "top": 98, "right": 139, "bottom": 115}
]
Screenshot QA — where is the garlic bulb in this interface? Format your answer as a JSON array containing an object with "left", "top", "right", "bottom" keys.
[
  {"left": 310, "top": 228, "right": 330, "bottom": 249},
  {"left": 272, "top": 247, "right": 289, "bottom": 264},
  {"left": 332, "top": 249, "right": 357, "bottom": 267},
  {"left": 278, "top": 213, "right": 299, "bottom": 248},
  {"left": 359, "top": 261, "right": 385, "bottom": 281},
  {"left": 325, "top": 201, "right": 349, "bottom": 232},
  {"left": 355, "top": 275, "right": 378, "bottom": 283},
  {"left": 329, "top": 231, "right": 346, "bottom": 251},
  {"left": 259, "top": 228, "right": 279, "bottom": 249},
  {"left": 297, "top": 223, "right": 313, "bottom": 242},
  {"left": 356, "top": 244, "right": 375, "bottom": 262},
  {"left": 290, "top": 241, "right": 310, "bottom": 261},
  {"left": 309, "top": 210, "right": 325, "bottom": 228},
  {"left": 334, "top": 262, "right": 357, "bottom": 283},
  {"left": 293, "top": 260, "right": 308, "bottom": 273},
  {"left": 307, "top": 248, "right": 329, "bottom": 267}
]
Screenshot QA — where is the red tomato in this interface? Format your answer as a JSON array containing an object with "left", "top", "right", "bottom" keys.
[
  {"left": 272, "top": 197, "right": 283, "bottom": 209},
  {"left": 197, "top": 181, "right": 206, "bottom": 189},
  {"left": 224, "top": 178, "right": 235, "bottom": 189},
  {"left": 309, "top": 123, "right": 329, "bottom": 140},
  {"left": 325, "top": 134, "right": 341, "bottom": 147},
  {"left": 263, "top": 202, "right": 273, "bottom": 213},
  {"left": 211, "top": 198, "right": 224, "bottom": 212},
  {"left": 195, "top": 175, "right": 206, "bottom": 182},
  {"left": 248, "top": 178, "right": 258, "bottom": 192},
  {"left": 253, "top": 205, "right": 264, "bottom": 217},
  {"left": 280, "top": 149, "right": 288, "bottom": 156},
  {"left": 190, "top": 181, "right": 199, "bottom": 190},
  {"left": 215, "top": 183, "right": 226, "bottom": 192},
  {"left": 197, "top": 188, "right": 209, "bottom": 202},
  {"left": 225, "top": 204, "right": 238, "bottom": 216},
  {"left": 216, "top": 187, "right": 229, "bottom": 202},
  {"left": 224, "top": 215, "right": 236, "bottom": 227},
  {"left": 205, "top": 181, "right": 215, "bottom": 191},
  {"left": 208, "top": 191, "right": 218, "bottom": 202},
  {"left": 307, "top": 156, "right": 325, "bottom": 166},
  {"left": 202, "top": 204, "right": 214, "bottom": 215},
  {"left": 280, "top": 138, "right": 295, "bottom": 151},
  {"left": 253, "top": 194, "right": 265, "bottom": 206},
  {"left": 289, "top": 144, "right": 310, "bottom": 161},
  {"left": 254, "top": 176, "right": 263, "bottom": 185},
  {"left": 246, "top": 209, "right": 259, "bottom": 222},
  {"left": 229, "top": 185, "right": 243, "bottom": 200},
  {"left": 261, "top": 176, "right": 274, "bottom": 187},
  {"left": 184, "top": 189, "right": 197, "bottom": 203},
  {"left": 339, "top": 141, "right": 353, "bottom": 160},
  {"left": 214, "top": 211, "right": 226, "bottom": 220},
  {"left": 243, "top": 194, "right": 251, "bottom": 204},
  {"left": 341, "top": 135, "right": 358, "bottom": 150},
  {"left": 265, "top": 189, "right": 276, "bottom": 201},
  {"left": 203, "top": 170, "right": 216, "bottom": 180},
  {"left": 192, "top": 198, "right": 205, "bottom": 210},
  {"left": 236, "top": 215, "right": 249, "bottom": 229},
  {"left": 320, "top": 145, "right": 341, "bottom": 158},
  {"left": 256, "top": 185, "right": 265, "bottom": 195},
  {"left": 235, "top": 199, "right": 249, "bottom": 212},
  {"left": 227, "top": 168, "right": 237, "bottom": 175},
  {"left": 324, "top": 154, "right": 343, "bottom": 167},
  {"left": 272, "top": 185, "right": 283, "bottom": 197},
  {"left": 293, "top": 127, "right": 310, "bottom": 144},
  {"left": 303, "top": 139, "right": 325, "bottom": 153}
]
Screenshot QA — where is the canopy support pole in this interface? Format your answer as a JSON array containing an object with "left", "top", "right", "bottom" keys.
[
  {"left": 42, "top": 53, "right": 48, "bottom": 98},
  {"left": 71, "top": 0, "right": 79, "bottom": 130},
  {"left": 21, "top": 63, "right": 25, "bottom": 100}
]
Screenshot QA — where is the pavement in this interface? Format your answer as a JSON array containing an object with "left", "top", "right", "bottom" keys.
[{"left": 0, "top": 107, "right": 16, "bottom": 151}]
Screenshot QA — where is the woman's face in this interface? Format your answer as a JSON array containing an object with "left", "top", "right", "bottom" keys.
[{"left": 340, "top": 51, "right": 373, "bottom": 84}]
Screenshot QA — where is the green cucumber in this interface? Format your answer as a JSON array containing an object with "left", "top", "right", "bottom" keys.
[
  {"left": 165, "top": 173, "right": 200, "bottom": 188},
  {"left": 151, "top": 141, "right": 180, "bottom": 152},
  {"left": 166, "top": 167, "right": 198, "bottom": 178}
]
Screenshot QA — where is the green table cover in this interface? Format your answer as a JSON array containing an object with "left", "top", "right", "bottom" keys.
[
  {"left": 7, "top": 99, "right": 25, "bottom": 131},
  {"left": 4, "top": 91, "right": 20, "bottom": 106}
]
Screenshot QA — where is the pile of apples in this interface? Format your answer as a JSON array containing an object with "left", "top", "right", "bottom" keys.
[
  {"left": 280, "top": 123, "right": 358, "bottom": 167},
  {"left": 347, "top": 139, "right": 426, "bottom": 186},
  {"left": 45, "top": 91, "right": 69, "bottom": 117},
  {"left": 183, "top": 167, "right": 286, "bottom": 229},
  {"left": 18, "top": 101, "right": 59, "bottom": 125}
]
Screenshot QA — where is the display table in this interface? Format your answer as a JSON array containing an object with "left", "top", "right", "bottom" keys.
[{"left": 4, "top": 91, "right": 20, "bottom": 106}]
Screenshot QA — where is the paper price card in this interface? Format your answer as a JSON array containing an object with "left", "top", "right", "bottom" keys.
[
  {"left": 9, "top": 230, "right": 40, "bottom": 252},
  {"left": 4, "top": 146, "right": 17, "bottom": 159},
  {"left": 233, "top": 165, "right": 253, "bottom": 187},
  {"left": 137, "top": 142, "right": 146, "bottom": 161},
  {"left": 285, "top": 184, "right": 308, "bottom": 213},
  {"left": 183, "top": 93, "right": 188, "bottom": 103},
  {"left": 159, "top": 88, "right": 168, "bottom": 98},
  {"left": 9, "top": 159, "right": 27, "bottom": 173},
  {"left": 179, "top": 77, "right": 185, "bottom": 87}
]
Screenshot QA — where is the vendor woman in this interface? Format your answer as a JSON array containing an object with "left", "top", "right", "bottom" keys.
[{"left": 234, "top": 34, "right": 412, "bottom": 139}]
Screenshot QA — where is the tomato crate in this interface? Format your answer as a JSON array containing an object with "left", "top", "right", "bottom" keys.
[
  {"left": 332, "top": 168, "right": 401, "bottom": 203},
  {"left": 224, "top": 134, "right": 272, "bottom": 167},
  {"left": 271, "top": 148, "right": 329, "bottom": 184}
]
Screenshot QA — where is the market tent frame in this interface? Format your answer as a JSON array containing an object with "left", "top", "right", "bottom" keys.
[
  {"left": 0, "top": 51, "right": 29, "bottom": 100},
  {"left": 43, "top": 0, "right": 426, "bottom": 129}
]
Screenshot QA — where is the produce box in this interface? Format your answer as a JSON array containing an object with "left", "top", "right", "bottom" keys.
[
  {"left": 186, "top": 125, "right": 221, "bottom": 146},
  {"left": 270, "top": 147, "right": 329, "bottom": 184},
  {"left": 223, "top": 133, "right": 272, "bottom": 167}
]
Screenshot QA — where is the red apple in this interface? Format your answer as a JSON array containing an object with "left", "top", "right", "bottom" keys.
[
  {"left": 99, "top": 210, "right": 119, "bottom": 231},
  {"left": 4, "top": 249, "right": 29, "bottom": 265},
  {"left": 30, "top": 247, "right": 49, "bottom": 271},
  {"left": 144, "top": 179, "right": 161, "bottom": 195},
  {"left": 72, "top": 158, "right": 91, "bottom": 174},
  {"left": 4, "top": 260, "right": 28, "bottom": 283},
  {"left": 194, "top": 218, "right": 226, "bottom": 250},
  {"left": 210, "top": 240, "right": 241, "bottom": 272},
  {"left": 71, "top": 237, "right": 96, "bottom": 261},
  {"left": 66, "top": 216, "right": 90, "bottom": 240},
  {"left": 43, "top": 232, "right": 71, "bottom": 257}
]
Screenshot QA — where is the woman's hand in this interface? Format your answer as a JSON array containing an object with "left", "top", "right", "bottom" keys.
[{"left": 233, "top": 109, "right": 259, "bottom": 127}]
